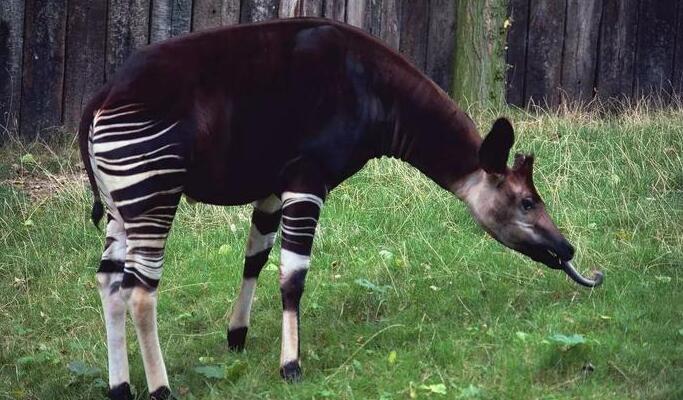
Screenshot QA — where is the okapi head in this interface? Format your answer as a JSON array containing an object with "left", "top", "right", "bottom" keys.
[{"left": 458, "top": 118, "right": 603, "bottom": 287}]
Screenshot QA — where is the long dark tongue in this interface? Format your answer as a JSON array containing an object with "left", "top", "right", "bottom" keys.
[{"left": 561, "top": 260, "right": 604, "bottom": 288}]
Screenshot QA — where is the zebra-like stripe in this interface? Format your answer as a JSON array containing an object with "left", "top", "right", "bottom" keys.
[{"left": 90, "top": 105, "right": 185, "bottom": 287}]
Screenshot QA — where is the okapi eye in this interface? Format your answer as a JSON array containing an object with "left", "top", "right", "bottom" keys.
[{"left": 521, "top": 198, "right": 534, "bottom": 211}]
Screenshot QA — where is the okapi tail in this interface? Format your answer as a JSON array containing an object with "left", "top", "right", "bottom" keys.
[{"left": 78, "top": 87, "right": 110, "bottom": 229}]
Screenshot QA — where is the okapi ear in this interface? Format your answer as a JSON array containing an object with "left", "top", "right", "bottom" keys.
[{"left": 479, "top": 118, "right": 514, "bottom": 174}]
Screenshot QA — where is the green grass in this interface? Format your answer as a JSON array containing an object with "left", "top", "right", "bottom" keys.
[{"left": 0, "top": 107, "right": 681, "bottom": 399}]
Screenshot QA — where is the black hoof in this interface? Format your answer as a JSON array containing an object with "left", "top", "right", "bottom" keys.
[
  {"left": 150, "top": 386, "right": 175, "bottom": 400},
  {"left": 228, "top": 326, "right": 248, "bottom": 351},
  {"left": 108, "top": 382, "right": 133, "bottom": 400},
  {"left": 280, "top": 361, "right": 302, "bottom": 382}
]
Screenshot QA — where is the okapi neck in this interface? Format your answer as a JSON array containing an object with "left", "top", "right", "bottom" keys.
[{"left": 377, "top": 77, "right": 482, "bottom": 192}]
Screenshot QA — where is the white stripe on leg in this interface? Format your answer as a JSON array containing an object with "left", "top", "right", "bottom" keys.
[
  {"left": 97, "top": 273, "right": 130, "bottom": 388},
  {"left": 229, "top": 278, "right": 257, "bottom": 329},
  {"left": 124, "top": 287, "right": 169, "bottom": 393},
  {"left": 280, "top": 310, "right": 299, "bottom": 365}
]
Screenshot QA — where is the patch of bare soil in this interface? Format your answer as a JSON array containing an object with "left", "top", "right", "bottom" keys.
[{"left": 2, "top": 163, "right": 87, "bottom": 202}]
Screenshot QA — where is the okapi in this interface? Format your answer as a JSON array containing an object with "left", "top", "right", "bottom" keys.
[{"left": 79, "top": 18, "right": 603, "bottom": 399}]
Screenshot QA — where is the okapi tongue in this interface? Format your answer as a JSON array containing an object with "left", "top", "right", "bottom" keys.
[{"left": 561, "top": 261, "right": 604, "bottom": 288}]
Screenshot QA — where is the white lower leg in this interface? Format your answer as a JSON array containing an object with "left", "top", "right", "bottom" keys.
[
  {"left": 124, "top": 287, "right": 169, "bottom": 393},
  {"left": 97, "top": 272, "right": 130, "bottom": 388},
  {"left": 280, "top": 310, "right": 299, "bottom": 366},
  {"left": 229, "top": 278, "right": 257, "bottom": 330}
]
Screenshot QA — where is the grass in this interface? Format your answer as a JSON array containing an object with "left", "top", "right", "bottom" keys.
[{"left": 0, "top": 106, "right": 681, "bottom": 399}]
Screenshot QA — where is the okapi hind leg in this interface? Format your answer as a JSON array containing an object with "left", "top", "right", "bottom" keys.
[
  {"left": 228, "top": 195, "right": 282, "bottom": 351},
  {"left": 97, "top": 217, "right": 133, "bottom": 400},
  {"left": 278, "top": 189, "right": 325, "bottom": 382},
  {"left": 118, "top": 196, "right": 182, "bottom": 400}
]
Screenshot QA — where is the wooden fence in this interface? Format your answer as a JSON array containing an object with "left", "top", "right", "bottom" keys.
[
  {"left": 0, "top": 0, "right": 456, "bottom": 139},
  {"left": 506, "top": 0, "right": 683, "bottom": 107}
]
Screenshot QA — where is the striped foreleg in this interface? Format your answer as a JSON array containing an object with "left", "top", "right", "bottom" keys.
[
  {"left": 278, "top": 191, "right": 324, "bottom": 382},
  {"left": 228, "top": 195, "right": 282, "bottom": 350}
]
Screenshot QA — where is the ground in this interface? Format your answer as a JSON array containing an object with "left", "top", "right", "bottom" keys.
[{"left": 0, "top": 107, "right": 681, "bottom": 399}]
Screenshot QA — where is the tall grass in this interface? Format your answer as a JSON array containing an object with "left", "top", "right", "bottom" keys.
[{"left": 0, "top": 105, "right": 681, "bottom": 399}]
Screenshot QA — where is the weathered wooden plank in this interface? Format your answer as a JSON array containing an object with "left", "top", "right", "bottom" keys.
[
  {"left": 426, "top": 0, "right": 456, "bottom": 93},
  {"left": 0, "top": 0, "right": 24, "bottom": 135},
  {"left": 63, "top": 0, "right": 107, "bottom": 132},
  {"left": 106, "top": 0, "right": 150, "bottom": 80},
  {"left": 20, "top": 0, "right": 67, "bottom": 138},
  {"left": 633, "top": 0, "right": 677, "bottom": 98},
  {"left": 596, "top": 0, "right": 639, "bottom": 100},
  {"left": 151, "top": 0, "right": 192, "bottom": 41},
  {"left": 346, "top": 0, "right": 366, "bottom": 28},
  {"left": 363, "top": 0, "right": 382, "bottom": 36},
  {"left": 561, "top": 0, "right": 602, "bottom": 103},
  {"left": 279, "top": 0, "right": 322, "bottom": 17},
  {"left": 453, "top": 0, "right": 508, "bottom": 106},
  {"left": 398, "top": 0, "right": 429, "bottom": 71},
  {"left": 673, "top": 1, "right": 683, "bottom": 94},
  {"left": 241, "top": 0, "right": 279, "bottom": 23},
  {"left": 505, "top": 0, "right": 529, "bottom": 107},
  {"left": 323, "top": 0, "right": 346, "bottom": 22},
  {"left": 524, "top": 0, "right": 565, "bottom": 107},
  {"left": 192, "top": 0, "right": 240, "bottom": 31},
  {"left": 379, "top": 0, "right": 399, "bottom": 50}
]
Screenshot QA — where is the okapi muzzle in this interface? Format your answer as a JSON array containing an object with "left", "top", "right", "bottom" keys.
[{"left": 459, "top": 119, "right": 603, "bottom": 287}]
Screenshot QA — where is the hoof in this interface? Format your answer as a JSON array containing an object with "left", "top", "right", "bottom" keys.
[
  {"left": 228, "top": 326, "right": 248, "bottom": 351},
  {"left": 280, "top": 361, "right": 302, "bottom": 382},
  {"left": 150, "top": 386, "right": 175, "bottom": 400},
  {"left": 108, "top": 382, "right": 133, "bottom": 400}
]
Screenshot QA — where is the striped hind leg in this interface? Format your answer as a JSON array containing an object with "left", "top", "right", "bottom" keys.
[
  {"left": 118, "top": 199, "right": 180, "bottom": 400},
  {"left": 96, "top": 215, "right": 132, "bottom": 400},
  {"left": 90, "top": 105, "right": 188, "bottom": 399},
  {"left": 228, "top": 195, "right": 282, "bottom": 350}
]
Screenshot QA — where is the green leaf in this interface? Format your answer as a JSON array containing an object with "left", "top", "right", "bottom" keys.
[
  {"left": 193, "top": 364, "right": 225, "bottom": 380},
  {"left": 67, "top": 360, "right": 101, "bottom": 377},
  {"left": 20, "top": 153, "right": 37, "bottom": 166},
  {"left": 515, "top": 331, "right": 529, "bottom": 341},
  {"left": 354, "top": 278, "right": 390, "bottom": 294},
  {"left": 387, "top": 350, "right": 397, "bottom": 364},
  {"left": 420, "top": 383, "right": 447, "bottom": 395},
  {"left": 459, "top": 384, "right": 482, "bottom": 398},
  {"left": 548, "top": 333, "right": 586, "bottom": 347},
  {"left": 218, "top": 244, "right": 230, "bottom": 255}
]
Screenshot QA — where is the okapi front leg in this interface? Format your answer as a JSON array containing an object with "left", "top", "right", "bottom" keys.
[
  {"left": 228, "top": 195, "right": 282, "bottom": 350},
  {"left": 278, "top": 191, "right": 324, "bottom": 381}
]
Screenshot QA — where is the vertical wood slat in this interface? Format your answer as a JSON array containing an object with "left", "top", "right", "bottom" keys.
[
  {"left": 241, "top": 0, "right": 279, "bottom": 23},
  {"left": 279, "top": 0, "right": 322, "bottom": 18},
  {"left": 346, "top": 0, "right": 366, "bottom": 28},
  {"left": 323, "top": 0, "right": 346, "bottom": 22},
  {"left": 398, "top": 0, "right": 429, "bottom": 71},
  {"left": 379, "top": 0, "right": 399, "bottom": 50},
  {"left": 63, "top": 0, "right": 107, "bottom": 132},
  {"left": 561, "top": 0, "right": 603, "bottom": 103},
  {"left": 0, "top": 0, "right": 24, "bottom": 135},
  {"left": 106, "top": 0, "right": 150, "bottom": 80},
  {"left": 524, "top": 0, "right": 565, "bottom": 107},
  {"left": 426, "top": 0, "right": 456, "bottom": 92},
  {"left": 192, "top": 0, "right": 240, "bottom": 32},
  {"left": 673, "top": 1, "right": 683, "bottom": 93},
  {"left": 596, "top": 0, "right": 639, "bottom": 100},
  {"left": 20, "top": 0, "right": 67, "bottom": 138},
  {"left": 633, "top": 0, "right": 677, "bottom": 98},
  {"left": 505, "top": 0, "right": 529, "bottom": 107},
  {"left": 151, "top": 0, "right": 192, "bottom": 42}
]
